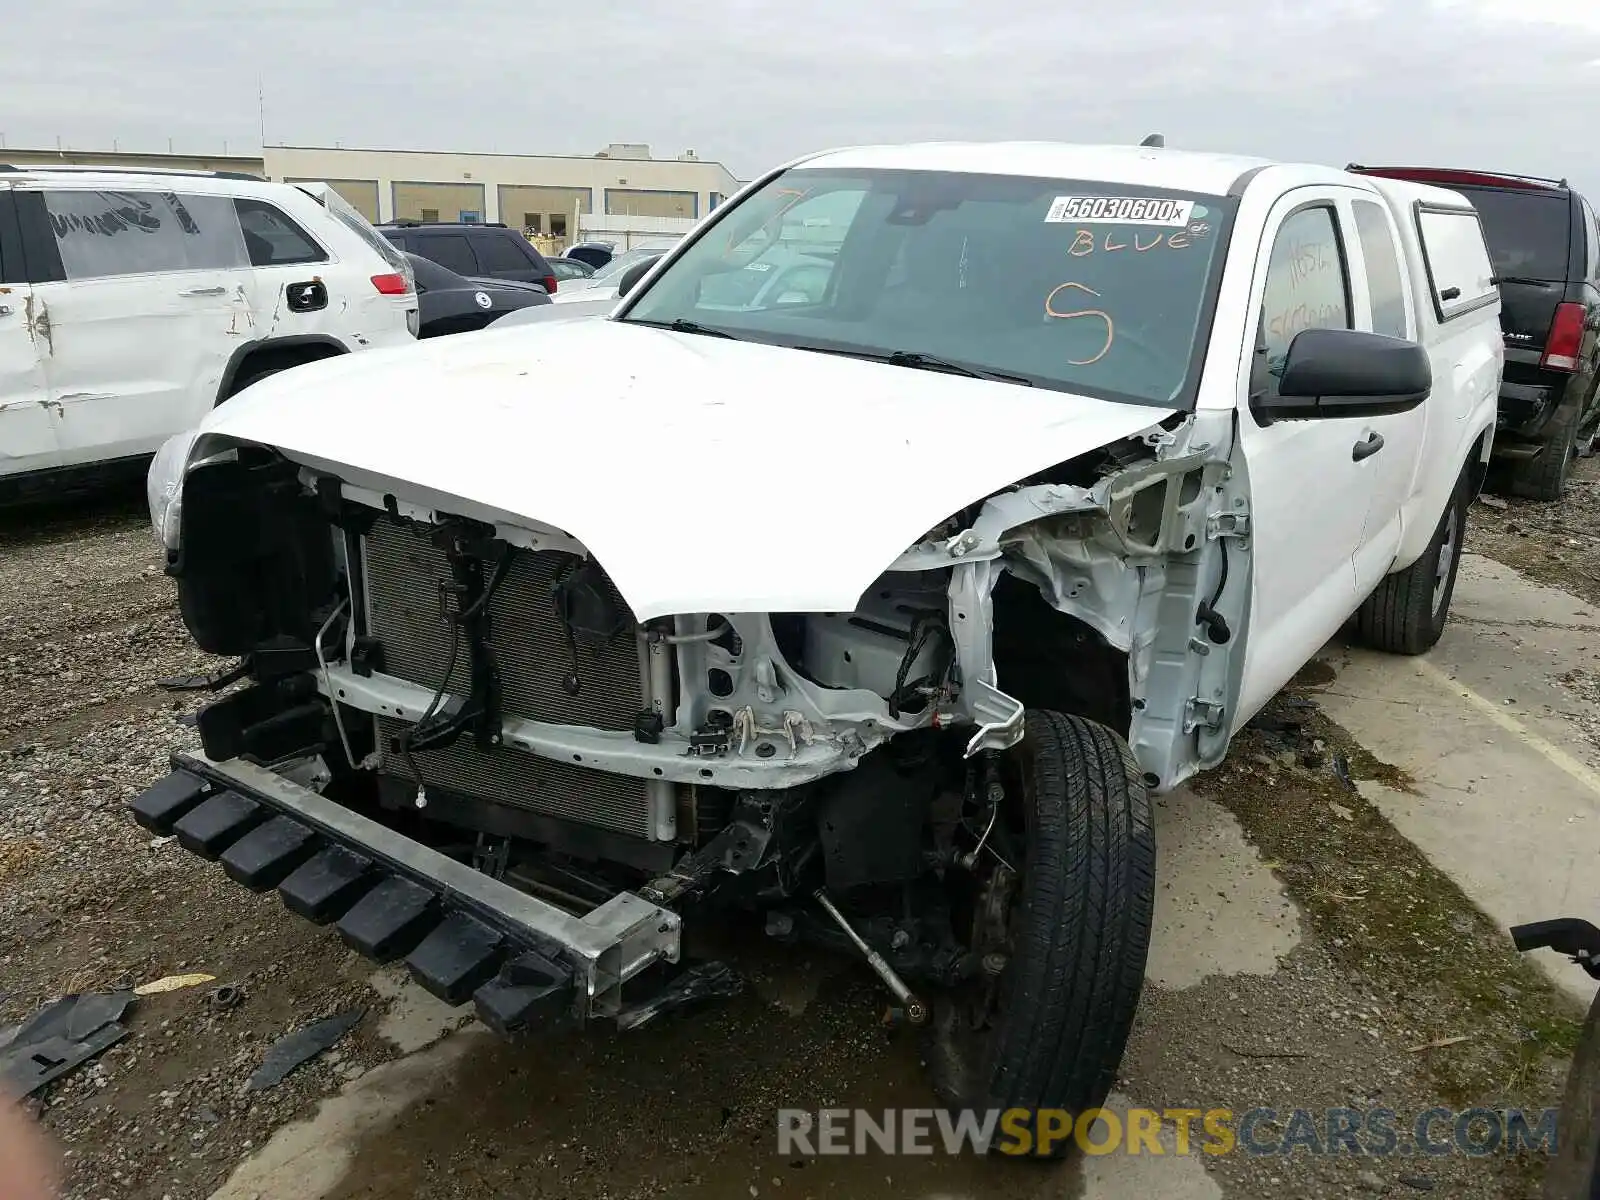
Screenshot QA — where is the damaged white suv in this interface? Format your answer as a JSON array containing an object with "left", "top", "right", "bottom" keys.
[{"left": 136, "top": 142, "right": 1501, "bottom": 1146}]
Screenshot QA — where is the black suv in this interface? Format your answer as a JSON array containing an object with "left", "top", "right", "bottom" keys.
[
  {"left": 378, "top": 221, "right": 560, "bottom": 294},
  {"left": 1351, "top": 166, "right": 1600, "bottom": 499}
]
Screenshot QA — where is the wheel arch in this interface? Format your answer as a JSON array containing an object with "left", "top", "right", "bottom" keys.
[
  {"left": 215, "top": 335, "right": 349, "bottom": 405},
  {"left": 1393, "top": 418, "right": 1493, "bottom": 570}
]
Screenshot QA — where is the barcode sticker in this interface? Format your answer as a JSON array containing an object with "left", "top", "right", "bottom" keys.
[{"left": 1046, "top": 196, "right": 1195, "bottom": 226}]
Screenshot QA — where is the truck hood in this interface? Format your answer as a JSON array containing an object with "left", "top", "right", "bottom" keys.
[{"left": 198, "top": 319, "right": 1174, "bottom": 619}]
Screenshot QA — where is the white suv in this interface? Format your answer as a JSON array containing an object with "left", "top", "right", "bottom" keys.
[{"left": 0, "top": 166, "right": 417, "bottom": 501}]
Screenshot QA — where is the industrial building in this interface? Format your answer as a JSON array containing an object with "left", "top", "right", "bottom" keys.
[{"left": 0, "top": 141, "right": 742, "bottom": 242}]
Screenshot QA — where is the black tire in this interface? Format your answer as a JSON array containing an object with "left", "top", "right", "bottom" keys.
[
  {"left": 1543, "top": 987, "right": 1600, "bottom": 1199},
  {"left": 926, "top": 710, "right": 1155, "bottom": 1157},
  {"left": 1356, "top": 470, "right": 1468, "bottom": 656},
  {"left": 219, "top": 363, "right": 288, "bottom": 404},
  {"left": 1512, "top": 400, "right": 1582, "bottom": 501}
]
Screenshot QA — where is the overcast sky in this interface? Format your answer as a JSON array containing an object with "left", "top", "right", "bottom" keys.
[{"left": 3, "top": 0, "right": 1598, "bottom": 196}]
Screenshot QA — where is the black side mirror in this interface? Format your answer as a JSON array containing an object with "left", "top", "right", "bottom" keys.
[
  {"left": 616, "top": 258, "right": 657, "bottom": 299},
  {"left": 1253, "top": 327, "right": 1431, "bottom": 421}
]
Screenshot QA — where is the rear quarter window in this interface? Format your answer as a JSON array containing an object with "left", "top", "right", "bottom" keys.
[
  {"left": 420, "top": 233, "right": 478, "bottom": 276},
  {"left": 1414, "top": 205, "right": 1496, "bottom": 322},
  {"left": 477, "top": 233, "right": 535, "bottom": 273},
  {"left": 1351, "top": 199, "right": 1409, "bottom": 339}
]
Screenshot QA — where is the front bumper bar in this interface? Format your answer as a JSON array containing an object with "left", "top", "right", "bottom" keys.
[{"left": 130, "top": 753, "right": 681, "bottom": 1032}]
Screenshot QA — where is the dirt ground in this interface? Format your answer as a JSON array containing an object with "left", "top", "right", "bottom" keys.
[{"left": 1, "top": 463, "right": 1596, "bottom": 1200}]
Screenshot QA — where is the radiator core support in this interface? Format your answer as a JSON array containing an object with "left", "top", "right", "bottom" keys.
[{"left": 359, "top": 515, "right": 667, "bottom": 842}]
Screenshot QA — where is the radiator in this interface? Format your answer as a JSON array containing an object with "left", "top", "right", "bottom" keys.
[{"left": 362, "top": 516, "right": 655, "bottom": 841}]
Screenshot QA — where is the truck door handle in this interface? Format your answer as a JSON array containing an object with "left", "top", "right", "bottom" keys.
[
  {"left": 1352, "top": 432, "right": 1385, "bottom": 462},
  {"left": 179, "top": 286, "right": 227, "bottom": 297}
]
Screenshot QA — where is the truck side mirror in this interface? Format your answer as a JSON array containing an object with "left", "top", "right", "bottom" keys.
[{"left": 1253, "top": 327, "right": 1431, "bottom": 420}]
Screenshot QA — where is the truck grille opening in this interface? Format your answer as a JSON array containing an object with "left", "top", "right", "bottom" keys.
[{"left": 362, "top": 516, "right": 655, "bottom": 841}]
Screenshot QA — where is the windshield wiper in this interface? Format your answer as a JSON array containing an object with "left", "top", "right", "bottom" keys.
[
  {"left": 792, "top": 344, "right": 1033, "bottom": 385},
  {"left": 884, "top": 350, "right": 1033, "bottom": 385},
  {"left": 629, "top": 318, "right": 738, "bottom": 339},
  {"left": 1491, "top": 275, "right": 1557, "bottom": 288}
]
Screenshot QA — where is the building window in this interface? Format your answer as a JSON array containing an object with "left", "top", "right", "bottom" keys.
[
  {"left": 419, "top": 208, "right": 439, "bottom": 223},
  {"left": 459, "top": 210, "right": 481, "bottom": 224},
  {"left": 550, "top": 214, "right": 568, "bottom": 238},
  {"left": 523, "top": 213, "right": 542, "bottom": 234},
  {"left": 710, "top": 193, "right": 724, "bottom": 210}
]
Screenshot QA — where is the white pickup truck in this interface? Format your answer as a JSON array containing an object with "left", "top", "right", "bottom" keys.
[{"left": 136, "top": 141, "right": 1500, "bottom": 1152}]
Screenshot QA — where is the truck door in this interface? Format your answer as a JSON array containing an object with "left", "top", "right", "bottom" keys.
[
  {"left": 1345, "top": 193, "right": 1428, "bottom": 594},
  {"left": 0, "top": 185, "right": 58, "bottom": 480},
  {"left": 18, "top": 186, "right": 252, "bottom": 470},
  {"left": 1232, "top": 192, "right": 1373, "bottom": 725}
]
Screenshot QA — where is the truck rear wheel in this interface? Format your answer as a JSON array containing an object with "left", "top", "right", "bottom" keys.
[
  {"left": 926, "top": 710, "right": 1154, "bottom": 1157},
  {"left": 1356, "top": 470, "right": 1467, "bottom": 656},
  {"left": 1511, "top": 399, "right": 1582, "bottom": 501}
]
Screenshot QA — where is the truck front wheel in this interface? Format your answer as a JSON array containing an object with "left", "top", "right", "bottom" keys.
[{"left": 926, "top": 710, "right": 1155, "bottom": 1157}]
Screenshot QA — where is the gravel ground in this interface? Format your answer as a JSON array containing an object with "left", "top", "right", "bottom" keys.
[
  {"left": 0, "top": 470, "right": 1592, "bottom": 1200},
  {"left": 0, "top": 488, "right": 398, "bottom": 1200}
]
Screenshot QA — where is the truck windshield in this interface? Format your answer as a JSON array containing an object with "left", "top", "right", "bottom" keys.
[{"left": 620, "top": 168, "right": 1235, "bottom": 408}]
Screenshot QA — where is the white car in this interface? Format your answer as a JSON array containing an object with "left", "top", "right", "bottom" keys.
[
  {"left": 0, "top": 167, "right": 416, "bottom": 501},
  {"left": 136, "top": 141, "right": 1500, "bottom": 1151},
  {"left": 549, "top": 239, "right": 680, "bottom": 303}
]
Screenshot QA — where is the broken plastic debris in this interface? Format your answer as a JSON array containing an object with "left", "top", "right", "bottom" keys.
[
  {"left": 0, "top": 990, "right": 133, "bottom": 1096},
  {"left": 247, "top": 1009, "right": 365, "bottom": 1091},
  {"left": 134, "top": 973, "right": 216, "bottom": 996}
]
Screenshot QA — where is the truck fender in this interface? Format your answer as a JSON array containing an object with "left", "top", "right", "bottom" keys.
[{"left": 1391, "top": 417, "right": 1495, "bottom": 572}]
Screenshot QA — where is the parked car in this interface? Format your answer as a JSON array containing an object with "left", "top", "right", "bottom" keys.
[
  {"left": 379, "top": 220, "right": 560, "bottom": 294},
  {"left": 1350, "top": 166, "right": 1600, "bottom": 499},
  {"left": 137, "top": 142, "right": 1499, "bottom": 1152},
  {"left": 547, "top": 256, "right": 595, "bottom": 283},
  {"left": 0, "top": 166, "right": 416, "bottom": 504},
  {"left": 551, "top": 240, "right": 679, "bottom": 303},
  {"left": 694, "top": 248, "right": 833, "bottom": 311},
  {"left": 563, "top": 240, "right": 616, "bottom": 270},
  {"left": 490, "top": 292, "right": 615, "bottom": 328},
  {"left": 404, "top": 252, "right": 550, "bottom": 337}
]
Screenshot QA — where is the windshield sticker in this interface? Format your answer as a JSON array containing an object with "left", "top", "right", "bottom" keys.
[
  {"left": 1042, "top": 281, "right": 1115, "bottom": 365},
  {"left": 1046, "top": 196, "right": 1195, "bottom": 226}
]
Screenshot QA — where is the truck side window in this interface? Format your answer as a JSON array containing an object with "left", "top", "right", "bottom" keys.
[
  {"left": 1255, "top": 205, "right": 1351, "bottom": 394},
  {"left": 1352, "top": 200, "right": 1409, "bottom": 339}
]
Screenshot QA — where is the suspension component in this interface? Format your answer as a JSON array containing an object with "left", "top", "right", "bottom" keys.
[{"left": 813, "top": 888, "right": 928, "bottom": 1025}]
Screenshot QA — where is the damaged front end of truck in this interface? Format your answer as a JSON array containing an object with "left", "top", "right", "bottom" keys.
[{"left": 134, "top": 372, "right": 1249, "bottom": 1135}]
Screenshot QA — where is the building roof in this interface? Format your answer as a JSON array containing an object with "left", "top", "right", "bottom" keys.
[{"left": 267, "top": 143, "right": 737, "bottom": 174}]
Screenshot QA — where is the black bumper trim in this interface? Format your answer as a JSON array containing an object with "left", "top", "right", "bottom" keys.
[{"left": 129, "top": 753, "right": 682, "bottom": 1029}]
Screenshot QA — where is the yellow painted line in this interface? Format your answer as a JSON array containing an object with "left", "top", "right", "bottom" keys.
[{"left": 1413, "top": 655, "right": 1600, "bottom": 802}]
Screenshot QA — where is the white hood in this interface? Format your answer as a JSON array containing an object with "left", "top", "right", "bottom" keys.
[{"left": 198, "top": 319, "right": 1173, "bottom": 619}]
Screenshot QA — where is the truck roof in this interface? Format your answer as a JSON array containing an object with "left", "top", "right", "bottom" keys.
[
  {"left": 1356, "top": 173, "right": 1479, "bottom": 213},
  {"left": 792, "top": 142, "right": 1358, "bottom": 197}
]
